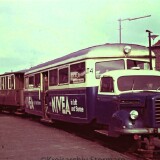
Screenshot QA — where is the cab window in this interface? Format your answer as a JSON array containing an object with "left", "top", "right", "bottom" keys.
[
  {"left": 100, "top": 77, "right": 114, "bottom": 92},
  {"left": 96, "top": 60, "right": 124, "bottom": 78},
  {"left": 127, "top": 60, "right": 150, "bottom": 69}
]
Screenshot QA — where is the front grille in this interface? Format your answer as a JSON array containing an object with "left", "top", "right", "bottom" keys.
[{"left": 155, "top": 98, "right": 160, "bottom": 124}]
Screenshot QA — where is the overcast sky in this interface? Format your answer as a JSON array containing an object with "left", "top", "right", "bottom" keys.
[{"left": 0, "top": 0, "right": 160, "bottom": 74}]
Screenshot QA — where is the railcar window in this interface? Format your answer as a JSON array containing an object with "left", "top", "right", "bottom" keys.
[
  {"left": 11, "top": 75, "right": 14, "bottom": 89},
  {"left": 0, "top": 78, "right": 1, "bottom": 90},
  {"left": 96, "top": 60, "right": 124, "bottom": 79},
  {"left": 25, "top": 77, "right": 29, "bottom": 89},
  {"left": 49, "top": 69, "right": 58, "bottom": 86},
  {"left": 6, "top": 76, "right": 8, "bottom": 89},
  {"left": 59, "top": 67, "right": 69, "bottom": 84},
  {"left": 100, "top": 77, "right": 114, "bottom": 92},
  {"left": 0, "top": 77, "right": 2, "bottom": 90},
  {"left": 8, "top": 76, "right": 13, "bottom": 89},
  {"left": 127, "top": 60, "right": 150, "bottom": 69},
  {"left": 8, "top": 77, "right": 11, "bottom": 89},
  {"left": 8, "top": 75, "right": 14, "bottom": 89},
  {"left": 2, "top": 77, "right": 5, "bottom": 89},
  {"left": 29, "top": 76, "right": 34, "bottom": 88},
  {"left": 70, "top": 62, "right": 85, "bottom": 84},
  {"left": 1, "top": 77, "right": 5, "bottom": 90},
  {"left": 35, "top": 73, "right": 40, "bottom": 88},
  {"left": 118, "top": 76, "right": 160, "bottom": 91}
]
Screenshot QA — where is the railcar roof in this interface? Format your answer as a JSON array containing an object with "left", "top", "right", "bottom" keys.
[
  {"left": 26, "top": 43, "right": 152, "bottom": 74},
  {"left": 0, "top": 69, "right": 27, "bottom": 76}
]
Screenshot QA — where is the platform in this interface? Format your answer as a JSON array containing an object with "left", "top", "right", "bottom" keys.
[{"left": 0, "top": 114, "right": 133, "bottom": 160}]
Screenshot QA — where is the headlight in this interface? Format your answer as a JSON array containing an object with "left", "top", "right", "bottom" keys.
[
  {"left": 130, "top": 110, "right": 139, "bottom": 120},
  {"left": 123, "top": 45, "right": 131, "bottom": 55}
]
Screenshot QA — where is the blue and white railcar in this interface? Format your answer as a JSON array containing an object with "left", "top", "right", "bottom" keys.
[{"left": 24, "top": 43, "right": 155, "bottom": 123}]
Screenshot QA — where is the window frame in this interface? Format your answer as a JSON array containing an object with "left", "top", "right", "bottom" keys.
[
  {"left": 95, "top": 59, "right": 125, "bottom": 79},
  {"left": 49, "top": 68, "right": 58, "bottom": 86},
  {"left": 28, "top": 75, "right": 34, "bottom": 88},
  {"left": 8, "top": 75, "right": 15, "bottom": 89},
  {"left": 1, "top": 77, "right": 5, "bottom": 90},
  {"left": 100, "top": 77, "right": 114, "bottom": 93},
  {"left": 59, "top": 67, "right": 69, "bottom": 85},
  {"left": 70, "top": 62, "right": 85, "bottom": 84},
  {"left": 34, "top": 73, "right": 41, "bottom": 88}
]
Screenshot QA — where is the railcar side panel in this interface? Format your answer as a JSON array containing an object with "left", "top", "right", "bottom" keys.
[
  {"left": 0, "top": 89, "right": 24, "bottom": 109},
  {"left": 24, "top": 91, "right": 43, "bottom": 116},
  {"left": 96, "top": 95, "right": 119, "bottom": 125},
  {"left": 47, "top": 87, "right": 97, "bottom": 123}
]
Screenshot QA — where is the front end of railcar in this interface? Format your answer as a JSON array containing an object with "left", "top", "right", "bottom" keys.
[
  {"left": 97, "top": 70, "right": 160, "bottom": 150},
  {"left": 108, "top": 92, "right": 160, "bottom": 152},
  {"left": 110, "top": 93, "right": 160, "bottom": 137}
]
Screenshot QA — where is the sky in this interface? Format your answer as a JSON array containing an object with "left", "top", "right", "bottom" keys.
[{"left": 0, "top": 0, "right": 160, "bottom": 74}]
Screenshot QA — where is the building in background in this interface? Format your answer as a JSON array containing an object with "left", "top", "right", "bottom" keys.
[{"left": 152, "top": 40, "right": 160, "bottom": 70}]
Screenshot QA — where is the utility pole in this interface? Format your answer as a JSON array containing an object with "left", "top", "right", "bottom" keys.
[{"left": 118, "top": 15, "right": 151, "bottom": 43}]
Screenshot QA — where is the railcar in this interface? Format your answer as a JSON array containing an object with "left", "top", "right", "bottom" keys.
[
  {"left": 24, "top": 43, "right": 155, "bottom": 123},
  {"left": 0, "top": 71, "right": 25, "bottom": 112}
]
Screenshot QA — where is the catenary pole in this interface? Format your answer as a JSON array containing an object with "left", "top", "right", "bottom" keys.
[{"left": 118, "top": 15, "right": 151, "bottom": 43}]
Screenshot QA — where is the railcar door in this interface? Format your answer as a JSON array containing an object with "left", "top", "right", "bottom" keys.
[
  {"left": 96, "top": 77, "right": 118, "bottom": 124},
  {"left": 42, "top": 72, "right": 48, "bottom": 118}
]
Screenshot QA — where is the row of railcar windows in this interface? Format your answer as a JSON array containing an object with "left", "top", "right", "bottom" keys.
[
  {"left": 0, "top": 75, "right": 14, "bottom": 90},
  {"left": 25, "top": 62, "right": 85, "bottom": 89}
]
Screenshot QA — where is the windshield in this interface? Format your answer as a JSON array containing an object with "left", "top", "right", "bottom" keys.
[
  {"left": 127, "top": 60, "right": 150, "bottom": 70},
  {"left": 96, "top": 60, "right": 124, "bottom": 78},
  {"left": 95, "top": 59, "right": 150, "bottom": 79},
  {"left": 118, "top": 76, "right": 160, "bottom": 91}
]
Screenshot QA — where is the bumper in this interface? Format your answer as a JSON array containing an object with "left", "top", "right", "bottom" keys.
[{"left": 115, "top": 128, "right": 160, "bottom": 134}]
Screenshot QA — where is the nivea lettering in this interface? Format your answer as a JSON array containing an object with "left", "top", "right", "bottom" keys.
[{"left": 51, "top": 96, "right": 71, "bottom": 115}]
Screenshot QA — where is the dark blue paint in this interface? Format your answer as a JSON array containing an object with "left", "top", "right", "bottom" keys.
[
  {"left": 24, "top": 88, "right": 160, "bottom": 137},
  {"left": 96, "top": 91, "right": 160, "bottom": 137},
  {"left": 96, "top": 95, "right": 119, "bottom": 125},
  {"left": 47, "top": 87, "right": 98, "bottom": 123},
  {"left": 119, "top": 91, "right": 160, "bottom": 128},
  {"left": 24, "top": 91, "right": 43, "bottom": 116}
]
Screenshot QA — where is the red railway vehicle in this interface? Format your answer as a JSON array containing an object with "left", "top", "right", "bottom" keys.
[{"left": 0, "top": 71, "right": 25, "bottom": 112}]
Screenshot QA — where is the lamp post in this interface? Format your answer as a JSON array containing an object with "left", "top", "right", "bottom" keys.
[
  {"left": 146, "top": 30, "right": 152, "bottom": 70},
  {"left": 146, "top": 30, "right": 159, "bottom": 70},
  {"left": 118, "top": 15, "right": 151, "bottom": 43}
]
